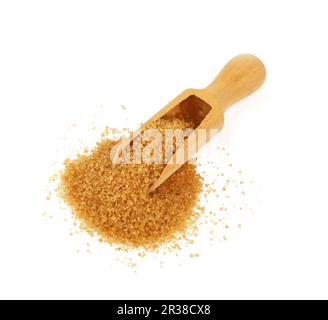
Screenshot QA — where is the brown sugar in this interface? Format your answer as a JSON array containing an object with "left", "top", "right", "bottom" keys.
[{"left": 58, "top": 117, "right": 203, "bottom": 250}]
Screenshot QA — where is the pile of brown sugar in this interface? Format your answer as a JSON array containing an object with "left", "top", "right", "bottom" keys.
[{"left": 59, "top": 117, "right": 203, "bottom": 250}]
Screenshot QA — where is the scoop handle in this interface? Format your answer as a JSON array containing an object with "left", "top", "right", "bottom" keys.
[{"left": 206, "top": 54, "right": 266, "bottom": 112}]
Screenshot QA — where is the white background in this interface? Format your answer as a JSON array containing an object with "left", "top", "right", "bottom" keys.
[{"left": 1, "top": 0, "right": 328, "bottom": 300}]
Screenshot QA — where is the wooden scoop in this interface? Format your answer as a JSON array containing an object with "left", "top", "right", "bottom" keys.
[{"left": 113, "top": 54, "right": 266, "bottom": 193}]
